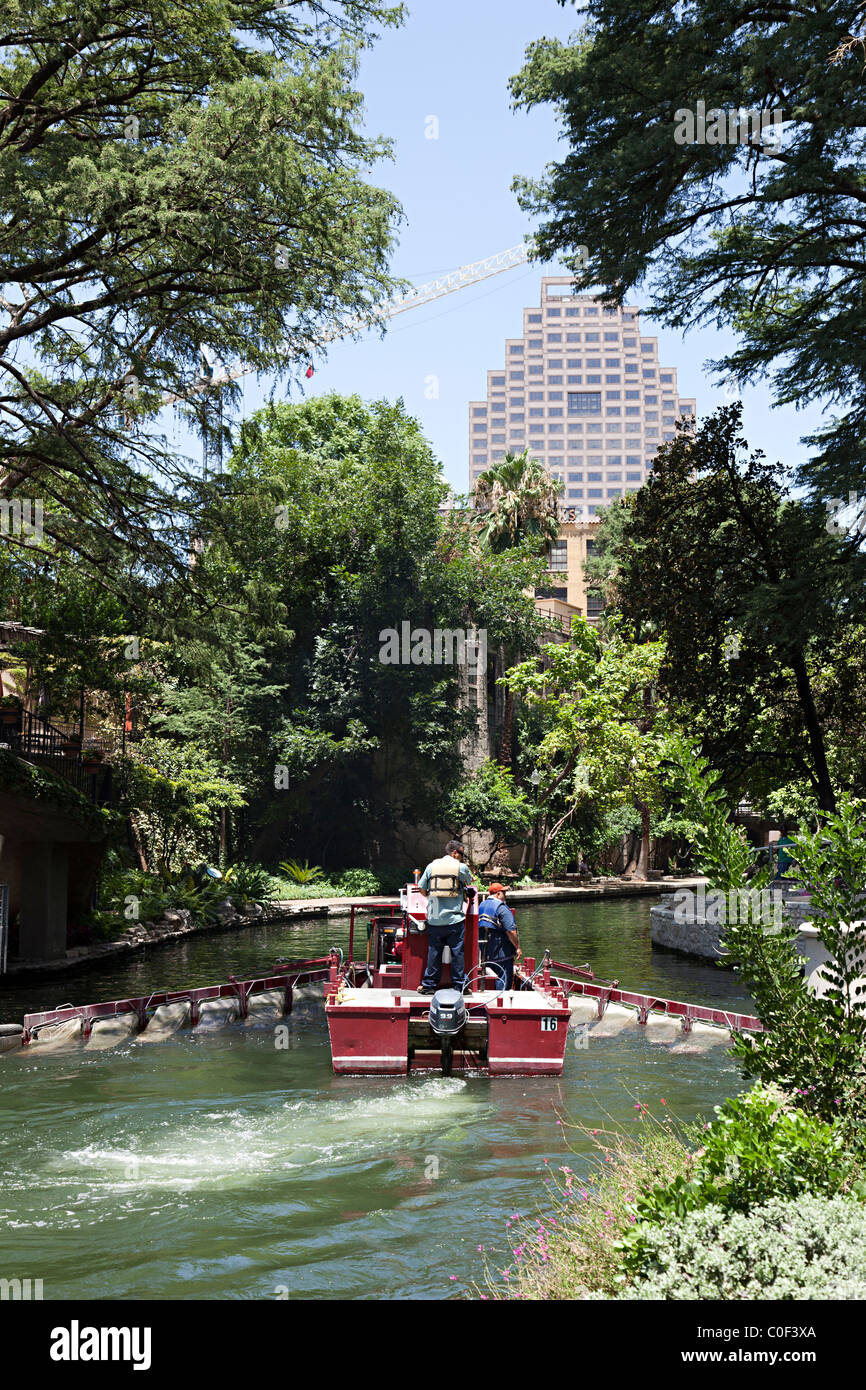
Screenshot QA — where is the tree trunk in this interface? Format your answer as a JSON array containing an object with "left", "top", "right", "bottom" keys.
[
  {"left": 129, "top": 814, "right": 148, "bottom": 872},
  {"left": 498, "top": 687, "right": 514, "bottom": 768},
  {"left": 633, "top": 803, "right": 651, "bottom": 881},
  {"left": 790, "top": 649, "right": 836, "bottom": 813}
]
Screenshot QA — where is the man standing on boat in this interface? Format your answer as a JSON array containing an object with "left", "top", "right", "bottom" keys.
[
  {"left": 417, "top": 839, "right": 474, "bottom": 994},
  {"left": 479, "top": 883, "right": 521, "bottom": 990}
]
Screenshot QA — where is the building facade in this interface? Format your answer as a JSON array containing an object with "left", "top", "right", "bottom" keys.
[{"left": 468, "top": 276, "right": 696, "bottom": 619}]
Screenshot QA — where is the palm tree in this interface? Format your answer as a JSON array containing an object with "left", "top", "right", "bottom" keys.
[
  {"left": 473, "top": 451, "right": 562, "bottom": 768},
  {"left": 474, "top": 451, "right": 562, "bottom": 553}
]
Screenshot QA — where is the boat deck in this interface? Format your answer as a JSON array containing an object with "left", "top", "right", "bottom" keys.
[{"left": 333, "top": 987, "right": 558, "bottom": 1008}]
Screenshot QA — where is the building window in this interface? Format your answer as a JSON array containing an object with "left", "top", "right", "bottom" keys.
[
  {"left": 548, "top": 540, "right": 568, "bottom": 571},
  {"left": 509, "top": 371, "right": 524, "bottom": 381},
  {"left": 660, "top": 373, "right": 673, "bottom": 382},
  {"left": 585, "top": 333, "right": 600, "bottom": 343},
  {"left": 568, "top": 392, "right": 602, "bottom": 415},
  {"left": 528, "top": 314, "right": 542, "bottom": 323},
  {"left": 568, "top": 471, "right": 583, "bottom": 481},
  {"left": 472, "top": 424, "right": 487, "bottom": 434},
  {"left": 567, "top": 375, "right": 582, "bottom": 385},
  {"left": 491, "top": 375, "right": 505, "bottom": 385},
  {"left": 547, "top": 333, "right": 562, "bottom": 343},
  {"left": 587, "top": 471, "right": 602, "bottom": 482},
  {"left": 626, "top": 471, "right": 642, "bottom": 481},
  {"left": 586, "top": 592, "right": 606, "bottom": 617},
  {"left": 567, "top": 487, "right": 583, "bottom": 498},
  {"left": 588, "top": 488, "right": 603, "bottom": 498},
  {"left": 509, "top": 345, "right": 524, "bottom": 355}
]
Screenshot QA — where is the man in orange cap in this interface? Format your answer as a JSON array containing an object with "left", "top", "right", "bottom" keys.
[{"left": 478, "top": 882, "right": 521, "bottom": 990}]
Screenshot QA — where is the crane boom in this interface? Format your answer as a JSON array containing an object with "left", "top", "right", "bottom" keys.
[{"left": 164, "top": 243, "right": 532, "bottom": 405}]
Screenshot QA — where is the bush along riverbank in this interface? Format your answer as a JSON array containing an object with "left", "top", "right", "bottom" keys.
[{"left": 482, "top": 757, "right": 866, "bottom": 1301}]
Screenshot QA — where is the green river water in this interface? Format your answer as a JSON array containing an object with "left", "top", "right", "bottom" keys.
[{"left": 0, "top": 898, "right": 753, "bottom": 1300}]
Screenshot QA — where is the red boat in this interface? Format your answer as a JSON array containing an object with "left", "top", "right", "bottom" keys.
[
  {"left": 324, "top": 879, "right": 572, "bottom": 1076},
  {"left": 8, "top": 877, "right": 764, "bottom": 1061}
]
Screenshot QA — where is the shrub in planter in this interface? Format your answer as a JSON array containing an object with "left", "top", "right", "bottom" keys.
[{"left": 623, "top": 1194, "right": 866, "bottom": 1300}]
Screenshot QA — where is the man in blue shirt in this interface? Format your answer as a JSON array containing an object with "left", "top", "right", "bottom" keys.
[
  {"left": 417, "top": 839, "right": 474, "bottom": 994},
  {"left": 479, "top": 883, "right": 521, "bottom": 990}
]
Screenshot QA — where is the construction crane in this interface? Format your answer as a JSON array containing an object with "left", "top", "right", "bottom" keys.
[{"left": 168, "top": 242, "right": 533, "bottom": 411}]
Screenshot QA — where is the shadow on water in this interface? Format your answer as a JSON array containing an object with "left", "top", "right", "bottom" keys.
[{"left": 0, "top": 897, "right": 752, "bottom": 1300}]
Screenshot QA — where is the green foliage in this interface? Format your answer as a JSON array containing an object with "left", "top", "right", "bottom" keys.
[
  {"left": 472, "top": 450, "right": 561, "bottom": 555},
  {"left": 505, "top": 618, "right": 671, "bottom": 866},
  {"left": 222, "top": 863, "right": 275, "bottom": 903},
  {"left": 0, "top": 0, "right": 403, "bottom": 586},
  {"left": 663, "top": 731, "right": 767, "bottom": 898},
  {"left": 621, "top": 1088, "right": 858, "bottom": 1277},
  {"left": 599, "top": 406, "right": 865, "bottom": 810},
  {"left": 90, "top": 863, "right": 227, "bottom": 936},
  {"left": 123, "top": 741, "right": 246, "bottom": 871},
  {"left": 331, "top": 867, "right": 384, "bottom": 896},
  {"left": 727, "top": 797, "right": 866, "bottom": 1118},
  {"left": 278, "top": 858, "right": 326, "bottom": 884},
  {"left": 0, "top": 748, "right": 115, "bottom": 835},
  {"left": 441, "top": 760, "right": 533, "bottom": 849},
  {"left": 622, "top": 1195, "right": 866, "bottom": 1301}
]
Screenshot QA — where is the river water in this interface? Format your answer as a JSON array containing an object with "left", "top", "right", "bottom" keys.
[{"left": 0, "top": 898, "right": 752, "bottom": 1300}]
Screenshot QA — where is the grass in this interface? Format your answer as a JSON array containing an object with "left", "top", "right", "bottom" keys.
[
  {"left": 479, "top": 1099, "right": 702, "bottom": 1300},
  {"left": 267, "top": 877, "right": 388, "bottom": 901}
]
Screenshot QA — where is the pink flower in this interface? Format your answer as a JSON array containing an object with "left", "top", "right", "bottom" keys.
[
  {"left": 660, "top": 1098, "right": 667, "bottom": 1105},
  {"left": 449, "top": 1275, "right": 457, "bottom": 1281}
]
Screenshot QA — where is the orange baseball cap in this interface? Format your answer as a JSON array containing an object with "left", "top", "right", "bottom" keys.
[{"left": 488, "top": 882, "right": 507, "bottom": 894}]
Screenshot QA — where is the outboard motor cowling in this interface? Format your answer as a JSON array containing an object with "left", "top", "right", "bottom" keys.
[
  {"left": 428, "top": 988, "right": 466, "bottom": 1077},
  {"left": 428, "top": 988, "right": 466, "bottom": 1037}
]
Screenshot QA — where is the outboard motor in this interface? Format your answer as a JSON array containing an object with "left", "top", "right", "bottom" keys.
[{"left": 428, "top": 988, "right": 466, "bottom": 1076}]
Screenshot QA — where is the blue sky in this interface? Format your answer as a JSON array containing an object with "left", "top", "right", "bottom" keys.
[{"left": 226, "top": 0, "right": 829, "bottom": 494}]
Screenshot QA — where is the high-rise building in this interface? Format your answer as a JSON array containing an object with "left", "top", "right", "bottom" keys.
[{"left": 467, "top": 275, "right": 696, "bottom": 618}]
